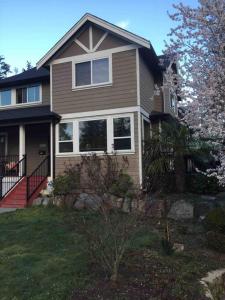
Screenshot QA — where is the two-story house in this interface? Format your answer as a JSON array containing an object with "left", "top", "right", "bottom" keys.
[{"left": 0, "top": 13, "right": 178, "bottom": 207}]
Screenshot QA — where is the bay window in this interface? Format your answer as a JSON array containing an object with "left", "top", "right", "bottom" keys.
[
  {"left": 0, "top": 90, "right": 11, "bottom": 106},
  {"left": 57, "top": 115, "right": 134, "bottom": 155},
  {"left": 74, "top": 57, "right": 110, "bottom": 88}
]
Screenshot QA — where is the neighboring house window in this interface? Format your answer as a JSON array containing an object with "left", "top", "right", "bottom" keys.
[
  {"left": 16, "top": 85, "right": 40, "bottom": 104},
  {"left": 58, "top": 123, "right": 73, "bottom": 153},
  {"left": 74, "top": 57, "right": 110, "bottom": 88},
  {"left": 57, "top": 115, "right": 133, "bottom": 154},
  {"left": 79, "top": 119, "right": 107, "bottom": 152},
  {"left": 0, "top": 90, "right": 11, "bottom": 106}
]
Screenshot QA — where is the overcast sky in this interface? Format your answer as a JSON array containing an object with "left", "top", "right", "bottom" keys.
[{"left": 0, "top": 0, "right": 198, "bottom": 73}]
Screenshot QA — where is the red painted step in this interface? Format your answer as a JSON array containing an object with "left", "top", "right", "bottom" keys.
[{"left": 0, "top": 177, "right": 48, "bottom": 208}]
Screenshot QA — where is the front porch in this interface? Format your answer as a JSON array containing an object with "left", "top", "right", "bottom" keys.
[{"left": 0, "top": 106, "right": 60, "bottom": 206}]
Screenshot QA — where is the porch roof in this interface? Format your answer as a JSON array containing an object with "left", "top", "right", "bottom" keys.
[{"left": 0, "top": 105, "right": 60, "bottom": 125}]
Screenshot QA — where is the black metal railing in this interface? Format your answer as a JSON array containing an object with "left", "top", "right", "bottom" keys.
[
  {"left": 0, "top": 155, "right": 26, "bottom": 200},
  {"left": 27, "top": 156, "right": 50, "bottom": 201}
]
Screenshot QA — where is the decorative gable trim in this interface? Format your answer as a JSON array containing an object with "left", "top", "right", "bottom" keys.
[
  {"left": 93, "top": 32, "right": 108, "bottom": 51},
  {"left": 74, "top": 38, "right": 90, "bottom": 53},
  {"left": 37, "top": 13, "right": 150, "bottom": 69}
]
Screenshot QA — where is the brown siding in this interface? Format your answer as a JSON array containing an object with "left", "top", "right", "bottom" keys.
[
  {"left": 153, "top": 90, "right": 164, "bottom": 112},
  {"left": 25, "top": 123, "right": 50, "bottom": 175},
  {"left": 97, "top": 33, "right": 130, "bottom": 51},
  {"left": 42, "top": 82, "right": 50, "bottom": 105},
  {"left": 77, "top": 27, "right": 89, "bottom": 48},
  {"left": 52, "top": 49, "right": 137, "bottom": 114},
  {"left": 92, "top": 25, "right": 105, "bottom": 48},
  {"left": 139, "top": 55, "right": 154, "bottom": 113},
  {"left": 55, "top": 112, "right": 140, "bottom": 184},
  {"left": 58, "top": 42, "right": 86, "bottom": 59}
]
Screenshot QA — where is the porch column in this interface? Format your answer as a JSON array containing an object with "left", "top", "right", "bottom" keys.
[{"left": 19, "top": 124, "right": 25, "bottom": 160}]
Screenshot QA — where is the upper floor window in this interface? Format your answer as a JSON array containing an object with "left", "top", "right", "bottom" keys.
[
  {"left": 16, "top": 85, "right": 40, "bottom": 104},
  {"left": 0, "top": 90, "right": 11, "bottom": 106},
  {"left": 74, "top": 57, "right": 111, "bottom": 88}
]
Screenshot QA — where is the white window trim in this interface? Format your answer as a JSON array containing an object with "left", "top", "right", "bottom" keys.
[
  {"left": 72, "top": 54, "right": 112, "bottom": 90},
  {"left": 0, "top": 84, "right": 42, "bottom": 109},
  {"left": 56, "top": 113, "right": 135, "bottom": 156}
]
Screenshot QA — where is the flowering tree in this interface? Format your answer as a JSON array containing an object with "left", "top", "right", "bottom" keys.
[{"left": 164, "top": 0, "right": 225, "bottom": 182}]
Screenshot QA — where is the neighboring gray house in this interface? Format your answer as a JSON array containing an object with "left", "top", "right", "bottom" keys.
[{"left": 0, "top": 13, "right": 178, "bottom": 207}]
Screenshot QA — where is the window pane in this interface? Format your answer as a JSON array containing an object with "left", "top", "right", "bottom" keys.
[
  {"left": 114, "top": 117, "right": 131, "bottom": 137},
  {"left": 59, "top": 123, "right": 73, "bottom": 141},
  {"left": 1, "top": 90, "right": 11, "bottom": 106},
  {"left": 16, "top": 88, "right": 27, "bottom": 103},
  {"left": 28, "top": 86, "right": 40, "bottom": 102},
  {"left": 59, "top": 142, "right": 73, "bottom": 153},
  {"left": 75, "top": 61, "right": 91, "bottom": 86},
  {"left": 79, "top": 119, "right": 107, "bottom": 152},
  {"left": 114, "top": 138, "right": 131, "bottom": 150},
  {"left": 92, "top": 58, "right": 109, "bottom": 84}
]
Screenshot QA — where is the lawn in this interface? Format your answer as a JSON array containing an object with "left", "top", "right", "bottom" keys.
[{"left": 0, "top": 207, "right": 224, "bottom": 299}]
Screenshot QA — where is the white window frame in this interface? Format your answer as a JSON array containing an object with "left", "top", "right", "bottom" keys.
[
  {"left": 0, "top": 84, "right": 42, "bottom": 109},
  {"left": 0, "top": 89, "right": 12, "bottom": 107},
  {"left": 72, "top": 54, "right": 112, "bottom": 90},
  {"left": 16, "top": 84, "right": 42, "bottom": 104},
  {"left": 112, "top": 116, "right": 133, "bottom": 152},
  {"left": 58, "top": 122, "right": 74, "bottom": 153},
  {"left": 56, "top": 113, "right": 135, "bottom": 156}
]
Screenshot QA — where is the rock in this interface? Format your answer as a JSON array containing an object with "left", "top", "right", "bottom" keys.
[
  {"left": 168, "top": 200, "right": 194, "bottom": 220},
  {"left": 32, "top": 197, "right": 43, "bottom": 206},
  {"left": 75, "top": 193, "right": 102, "bottom": 210},
  {"left": 173, "top": 243, "right": 184, "bottom": 253},
  {"left": 52, "top": 196, "right": 62, "bottom": 207},
  {"left": 42, "top": 197, "right": 49, "bottom": 206}
]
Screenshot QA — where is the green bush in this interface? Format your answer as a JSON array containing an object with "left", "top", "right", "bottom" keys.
[
  {"left": 204, "top": 208, "right": 225, "bottom": 234},
  {"left": 206, "top": 231, "right": 225, "bottom": 253},
  {"left": 186, "top": 173, "right": 221, "bottom": 195},
  {"left": 109, "top": 173, "right": 134, "bottom": 198}
]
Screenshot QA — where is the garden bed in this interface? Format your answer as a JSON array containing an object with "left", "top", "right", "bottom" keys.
[{"left": 0, "top": 207, "right": 225, "bottom": 299}]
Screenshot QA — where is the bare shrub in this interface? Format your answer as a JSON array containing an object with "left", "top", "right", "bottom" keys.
[{"left": 82, "top": 209, "right": 139, "bottom": 283}]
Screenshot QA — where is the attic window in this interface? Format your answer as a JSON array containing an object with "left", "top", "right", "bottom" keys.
[{"left": 74, "top": 57, "right": 111, "bottom": 89}]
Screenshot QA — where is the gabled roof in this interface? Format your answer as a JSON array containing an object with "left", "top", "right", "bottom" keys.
[
  {"left": 37, "top": 13, "right": 151, "bottom": 69},
  {"left": 0, "top": 67, "right": 49, "bottom": 88}
]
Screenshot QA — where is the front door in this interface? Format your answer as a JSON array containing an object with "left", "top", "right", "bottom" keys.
[{"left": 0, "top": 134, "right": 7, "bottom": 156}]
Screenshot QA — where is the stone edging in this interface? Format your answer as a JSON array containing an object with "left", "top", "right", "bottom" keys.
[{"left": 200, "top": 268, "right": 225, "bottom": 299}]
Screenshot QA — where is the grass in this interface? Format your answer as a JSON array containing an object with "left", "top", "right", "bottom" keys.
[{"left": 0, "top": 207, "right": 225, "bottom": 299}]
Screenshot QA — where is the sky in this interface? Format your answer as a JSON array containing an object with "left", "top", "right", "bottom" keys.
[{"left": 0, "top": 0, "right": 198, "bottom": 73}]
